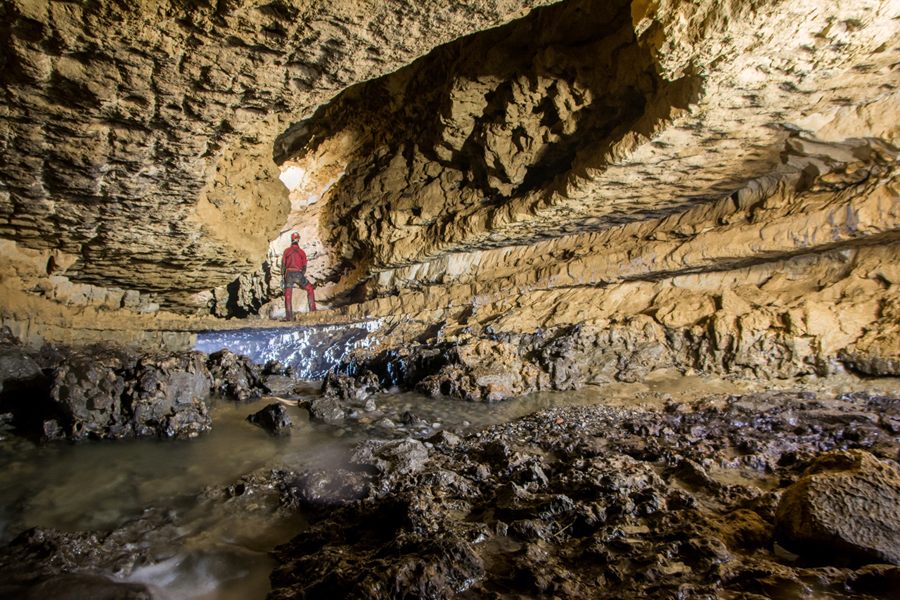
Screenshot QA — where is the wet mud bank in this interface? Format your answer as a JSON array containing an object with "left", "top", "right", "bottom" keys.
[{"left": 268, "top": 391, "right": 900, "bottom": 600}]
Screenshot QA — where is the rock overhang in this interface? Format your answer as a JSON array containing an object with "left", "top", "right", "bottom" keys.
[
  {"left": 274, "top": 0, "right": 900, "bottom": 303},
  {"left": 0, "top": 0, "right": 560, "bottom": 311},
  {"left": 0, "top": 0, "right": 898, "bottom": 318}
]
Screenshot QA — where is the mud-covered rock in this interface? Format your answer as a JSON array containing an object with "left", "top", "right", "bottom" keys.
[
  {"left": 321, "top": 370, "right": 382, "bottom": 402},
  {"left": 263, "top": 361, "right": 294, "bottom": 377},
  {"left": 0, "top": 346, "right": 46, "bottom": 397},
  {"left": 127, "top": 353, "right": 212, "bottom": 439},
  {"left": 342, "top": 319, "right": 682, "bottom": 401},
  {"left": 49, "top": 352, "right": 133, "bottom": 440},
  {"left": 774, "top": 450, "right": 900, "bottom": 567},
  {"left": 282, "top": 469, "right": 371, "bottom": 508},
  {"left": 247, "top": 403, "right": 292, "bottom": 435},
  {"left": 845, "top": 564, "right": 900, "bottom": 599},
  {"left": 416, "top": 340, "right": 531, "bottom": 402},
  {"left": 352, "top": 439, "right": 430, "bottom": 476},
  {"left": 270, "top": 500, "right": 484, "bottom": 599},
  {"left": 206, "top": 349, "right": 266, "bottom": 402},
  {"left": 0, "top": 341, "right": 284, "bottom": 441},
  {"left": 306, "top": 397, "right": 346, "bottom": 424},
  {"left": 48, "top": 349, "right": 212, "bottom": 440},
  {"left": 261, "top": 374, "right": 304, "bottom": 396},
  {"left": 270, "top": 391, "right": 900, "bottom": 600}
]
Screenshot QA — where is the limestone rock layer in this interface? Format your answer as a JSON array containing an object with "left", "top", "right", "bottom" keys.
[
  {"left": 283, "top": 0, "right": 900, "bottom": 304},
  {"left": 0, "top": 0, "right": 899, "bottom": 354},
  {"left": 0, "top": 0, "right": 554, "bottom": 310}
]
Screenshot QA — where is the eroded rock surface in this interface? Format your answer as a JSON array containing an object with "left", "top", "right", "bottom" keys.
[
  {"left": 269, "top": 392, "right": 900, "bottom": 599},
  {"left": 775, "top": 450, "right": 900, "bottom": 567},
  {"left": 248, "top": 402, "right": 293, "bottom": 436},
  {"left": 0, "top": 0, "right": 556, "bottom": 312},
  {"left": 0, "top": 527, "right": 154, "bottom": 599},
  {"left": 0, "top": 0, "right": 897, "bottom": 334},
  {"left": 1, "top": 387, "right": 899, "bottom": 599},
  {"left": 284, "top": 0, "right": 900, "bottom": 306},
  {"left": 0, "top": 337, "right": 282, "bottom": 441}
]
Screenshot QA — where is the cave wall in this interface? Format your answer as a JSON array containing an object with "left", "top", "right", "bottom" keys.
[
  {"left": 1, "top": 0, "right": 899, "bottom": 368},
  {"left": 281, "top": 0, "right": 900, "bottom": 304},
  {"left": 0, "top": 0, "right": 557, "bottom": 312}
]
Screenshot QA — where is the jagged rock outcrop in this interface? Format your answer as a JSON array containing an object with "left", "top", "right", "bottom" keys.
[
  {"left": 207, "top": 348, "right": 265, "bottom": 403},
  {"left": 337, "top": 239, "right": 900, "bottom": 398},
  {"left": 48, "top": 349, "right": 214, "bottom": 440},
  {"left": 0, "top": 339, "right": 280, "bottom": 441}
]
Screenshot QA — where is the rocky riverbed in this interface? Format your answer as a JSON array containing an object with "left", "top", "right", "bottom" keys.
[
  {"left": 266, "top": 389, "right": 900, "bottom": 600},
  {"left": 2, "top": 348, "right": 900, "bottom": 600}
]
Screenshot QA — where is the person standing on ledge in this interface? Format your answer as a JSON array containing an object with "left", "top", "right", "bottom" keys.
[{"left": 281, "top": 232, "right": 316, "bottom": 321}]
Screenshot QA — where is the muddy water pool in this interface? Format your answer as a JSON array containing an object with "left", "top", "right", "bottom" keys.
[{"left": 1, "top": 369, "right": 898, "bottom": 599}]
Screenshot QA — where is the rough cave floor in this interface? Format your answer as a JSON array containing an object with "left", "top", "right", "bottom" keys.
[{"left": 1, "top": 361, "right": 899, "bottom": 600}]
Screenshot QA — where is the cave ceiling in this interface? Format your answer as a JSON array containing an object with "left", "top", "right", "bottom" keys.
[{"left": 1, "top": 0, "right": 899, "bottom": 312}]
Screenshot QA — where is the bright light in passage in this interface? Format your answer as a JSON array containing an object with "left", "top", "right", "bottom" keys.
[{"left": 279, "top": 165, "right": 307, "bottom": 191}]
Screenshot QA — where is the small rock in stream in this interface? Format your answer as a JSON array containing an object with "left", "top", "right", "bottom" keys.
[
  {"left": 247, "top": 403, "right": 292, "bottom": 435},
  {"left": 307, "top": 397, "right": 345, "bottom": 424}
]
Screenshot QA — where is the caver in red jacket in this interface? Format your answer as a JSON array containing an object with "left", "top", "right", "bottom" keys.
[{"left": 282, "top": 237, "right": 316, "bottom": 320}]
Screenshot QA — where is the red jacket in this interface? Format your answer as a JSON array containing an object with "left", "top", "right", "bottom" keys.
[{"left": 282, "top": 244, "right": 307, "bottom": 272}]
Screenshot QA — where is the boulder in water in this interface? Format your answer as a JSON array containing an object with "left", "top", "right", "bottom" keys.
[
  {"left": 307, "top": 397, "right": 345, "bottom": 424},
  {"left": 50, "top": 350, "right": 212, "bottom": 440},
  {"left": 322, "top": 370, "right": 382, "bottom": 402},
  {"left": 207, "top": 349, "right": 264, "bottom": 402},
  {"left": 247, "top": 403, "right": 293, "bottom": 435}
]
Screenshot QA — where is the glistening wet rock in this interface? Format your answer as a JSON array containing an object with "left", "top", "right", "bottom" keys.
[
  {"left": 0, "top": 527, "right": 154, "bottom": 598},
  {"left": 207, "top": 349, "right": 265, "bottom": 403},
  {"left": 247, "top": 403, "right": 293, "bottom": 436},
  {"left": 48, "top": 349, "right": 212, "bottom": 441},
  {"left": 261, "top": 360, "right": 303, "bottom": 395},
  {"left": 321, "top": 370, "right": 382, "bottom": 402},
  {"left": 774, "top": 450, "right": 900, "bottom": 567},
  {"left": 306, "top": 397, "right": 345, "bottom": 424},
  {"left": 0, "top": 339, "right": 280, "bottom": 441},
  {"left": 282, "top": 469, "right": 371, "bottom": 508}
]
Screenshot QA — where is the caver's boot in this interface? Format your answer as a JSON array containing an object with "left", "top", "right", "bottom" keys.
[{"left": 284, "top": 291, "right": 293, "bottom": 322}]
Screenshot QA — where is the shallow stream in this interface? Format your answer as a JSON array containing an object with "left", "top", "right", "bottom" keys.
[{"left": 2, "top": 359, "right": 899, "bottom": 598}]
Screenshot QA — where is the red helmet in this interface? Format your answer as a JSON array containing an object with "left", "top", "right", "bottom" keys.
[{"left": 290, "top": 232, "right": 300, "bottom": 242}]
